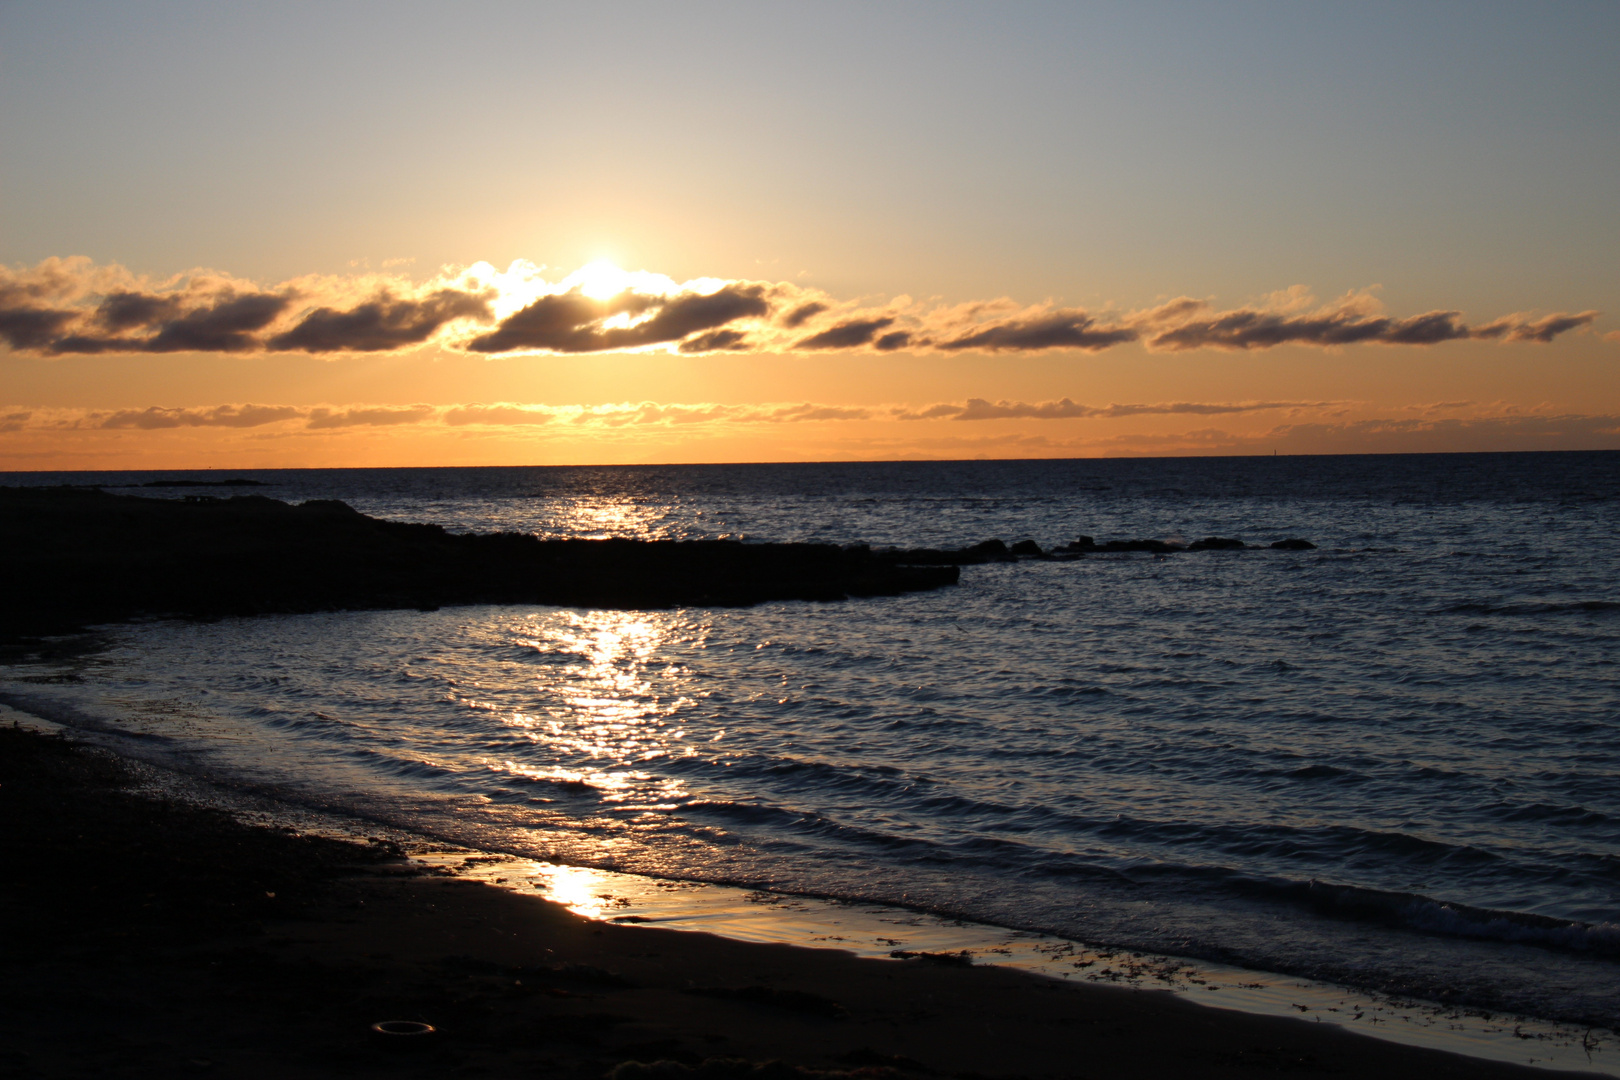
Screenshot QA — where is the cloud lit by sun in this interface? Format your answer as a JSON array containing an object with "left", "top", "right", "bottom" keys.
[
  {"left": 562, "top": 260, "right": 680, "bottom": 301},
  {"left": 568, "top": 260, "right": 633, "bottom": 300},
  {"left": 0, "top": 255, "right": 1598, "bottom": 365}
]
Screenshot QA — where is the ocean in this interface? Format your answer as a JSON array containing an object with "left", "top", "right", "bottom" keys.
[{"left": 3, "top": 452, "right": 1617, "bottom": 1030}]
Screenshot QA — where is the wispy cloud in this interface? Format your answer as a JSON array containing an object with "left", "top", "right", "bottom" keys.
[
  {"left": 896, "top": 398, "right": 1345, "bottom": 421},
  {"left": 304, "top": 405, "right": 438, "bottom": 429},
  {"left": 7, "top": 400, "right": 1615, "bottom": 462},
  {"left": 10, "top": 397, "right": 1338, "bottom": 433},
  {"left": 95, "top": 404, "right": 304, "bottom": 429},
  {"left": 0, "top": 257, "right": 1601, "bottom": 359},
  {"left": 1071, "top": 413, "right": 1620, "bottom": 456},
  {"left": 1263, "top": 413, "right": 1620, "bottom": 451}
]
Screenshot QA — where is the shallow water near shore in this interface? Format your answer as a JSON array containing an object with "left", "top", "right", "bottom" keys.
[
  {"left": 4, "top": 453, "right": 1618, "bottom": 1038},
  {"left": 431, "top": 851, "right": 1620, "bottom": 1076}
]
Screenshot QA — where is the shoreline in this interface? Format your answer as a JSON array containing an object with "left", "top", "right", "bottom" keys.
[
  {"left": 427, "top": 853, "right": 1620, "bottom": 1076},
  {"left": 3, "top": 703, "right": 1610, "bottom": 1079}
]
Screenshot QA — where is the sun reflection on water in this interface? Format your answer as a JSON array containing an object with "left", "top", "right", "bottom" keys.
[
  {"left": 533, "top": 863, "right": 624, "bottom": 920},
  {"left": 556, "top": 496, "right": 667, "bottom": 540},
  {"left": 489, "top": 607, "right": 698, "bottom": 813}
]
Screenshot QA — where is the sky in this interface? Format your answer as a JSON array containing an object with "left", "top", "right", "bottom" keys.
[{"left": 2, "top": 0, "right": 1617, "bottom": 469}]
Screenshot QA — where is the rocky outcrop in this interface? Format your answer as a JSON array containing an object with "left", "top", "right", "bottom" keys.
[
  {"left": 0, "top": 487, "right": 1322, "bottom": 642},
  {"left": 0, "top": 488, "right": 958, "bottom": 638}
]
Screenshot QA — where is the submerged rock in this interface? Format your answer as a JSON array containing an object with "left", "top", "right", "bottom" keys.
[
  {"left": 1061, "top": 537, "right": 1181, "bottom": 554},
  {"left": 888, "top": 538, "right": 1014, "bottom": 565},
  {"left": 1059, "top": 534, "right": 1317, "bottom": 555}
]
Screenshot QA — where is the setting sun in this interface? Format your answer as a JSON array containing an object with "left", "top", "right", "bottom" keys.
[{"left": 567, "top": 259, "right": 635, "bottom": 301}]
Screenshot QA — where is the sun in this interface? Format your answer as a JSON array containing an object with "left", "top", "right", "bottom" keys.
[
  {"left": 553, "top": 260, "right": 683, "bottom": 306},
  {"left": 569, "top": 259, "right": 634, "bottom": 300}
]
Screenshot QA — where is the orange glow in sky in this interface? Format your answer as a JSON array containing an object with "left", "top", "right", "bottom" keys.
[{"left": 1, "top": 3, "right": 1615, "bottom": 469}]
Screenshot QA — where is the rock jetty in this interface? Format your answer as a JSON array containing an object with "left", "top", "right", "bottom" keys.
[
  {"left": 0, "top": 487, "right": 1319, "bottom": 641},
  {"left": 0, "top": 487, "right": 958, "bottom": 638}
]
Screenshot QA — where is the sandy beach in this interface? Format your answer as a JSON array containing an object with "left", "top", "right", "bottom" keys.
[{"left": 0, "top": 720, "right": 1593, "bottom": 1080}]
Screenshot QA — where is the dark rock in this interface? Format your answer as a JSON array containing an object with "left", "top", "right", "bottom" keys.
[
  {"left": 893, "top": 538, "right": 1019, "bottom": 565},
  {"left": 1061, "top": 537, "right": 1178, "bottom": 554},
  {"left": 0, "top": 487, "right": 960, "bottom": 639},
  {"left": 1187, "top": 537, "right": 1247, "bottom": 551},
  {"left": 1270, "top": 538, "right": 1317, "bottom": 550},
  {"left": 966, "top": 538, "right": 1010, "bottom": 559},
  {"left": 1009, "top": 539, "right": 1044, "bottom": 557},
  {"left": 1097, "top": 539, "right": 1180, "bottom": 554}
]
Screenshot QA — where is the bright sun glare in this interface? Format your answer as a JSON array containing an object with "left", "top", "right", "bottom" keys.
[{"left": 570, "top": 259, "right": 633, "bottom": 300}]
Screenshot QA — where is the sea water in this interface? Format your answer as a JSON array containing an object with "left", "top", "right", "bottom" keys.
[{"left": 3, "top": 453, "right": 1617, "bottom": 1030}]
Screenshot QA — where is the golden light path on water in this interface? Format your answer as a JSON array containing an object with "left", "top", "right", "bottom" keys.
[
  {"left": 498, "top": 608, "right": 694, "bottom": 814},
  {"left": 484, "top": 495, "right": 708, "bottom": 830}
]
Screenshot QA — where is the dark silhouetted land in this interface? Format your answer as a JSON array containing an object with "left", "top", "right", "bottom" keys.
[{"left": 0, "top": 487, "right": 958, "bottom": 641}]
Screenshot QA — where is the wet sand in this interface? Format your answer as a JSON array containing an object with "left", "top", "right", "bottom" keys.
[{"left": 0, "top": 722, "right": 1593, "bottom": 1080}]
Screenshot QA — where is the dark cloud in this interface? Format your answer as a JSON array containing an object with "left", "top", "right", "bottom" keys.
[
  {"left": 936, "top": 312, "right": 1137, "bottom": 352},
  {"left": 136, "top": 293, "right": 291, "bottom": 353},
  {"left": 268, "top": 289, "right": 491, "bottom": 353},
  {"left": 0, "top": 270, "right": 83, "bottom": 350},
  {"left": 796, "top": 316, "right": 896, "bottom": 350},
  {"left": 1502, "top": 311, "right": 1600, "bottom": 344},
  {"left": 628, "top": 286, "right": 771, "bottom": 344},
  {"left": 679, "top": 328, "right": 751, "bottom": 353},
  {"left": 1384, "top": 312, "right": 1474, "bottom": 345},
  {"left": 0, "top": 258, "right": 1601, "bottom": 360},
  {"left": 1152, "top": 310, "right": 1395, "bottom": 350},
  {"left": 468, "top": 284, "right": 770, "bottom": 354},
  {"left": 1143, "top": 307, "right": 1597, "bottom": 351},
  {"left": 0, "top": 307, "right": 76, "bottom": 350},
  {"left": 466, "top": 290, "right": 635, "bottom": 354},
  {"left": 96, "top": 291, "right": 183, "bottom": 331},
  {"left": 51, "top": 291, "right": 292, "bottom": 354},
  {"left": 781, "top": 301, "right": 827, "bottom": 328}
]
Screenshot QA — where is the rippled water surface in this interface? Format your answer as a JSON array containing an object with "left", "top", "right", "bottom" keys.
[{"left": 5, "top": 453, "right": 1618, "bottom": 1026}]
